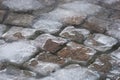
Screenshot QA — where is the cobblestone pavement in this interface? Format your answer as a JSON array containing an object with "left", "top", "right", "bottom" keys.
[{"left": 0, "top": 0, "right": 120, "bottom": 80}]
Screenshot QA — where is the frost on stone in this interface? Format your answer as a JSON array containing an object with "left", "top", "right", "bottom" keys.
[
  {"left": 41, "top": 66, "right": 100, "bottom": 80},
  {"left": 59, "top": 26, "right": 90, "bottom": 43},
  {"left": 32, "top": 20, "right": 63, "bottom": 34},
  {"left": 106, "top": 20, "right": 120, "bottom": 42},
  {"left": 34, "top": 34, "right": 67, "bottom": 51},
  {"left": 0, "top": 24, "right": 6, "bottom": 38},
  {"left": 84, "top": 33, "right": 118, "bottom": 52},
  {"left": 24, "top": 58, "right": 60, "bottom": 76},
  {"left": 2, "top": 0, "right": 43, "bottom": 11},
  {"left": 2, "top": 27, "right": 37, "bottom": 41},
  {"left": 59, "top": 1, "right": 102, "bottom": 16},
  {"left": 0, "top": 40, "right": 38, "bottom": 65},
  {"left": 40, "top": 8, "right": 86, "bottom": 25}
]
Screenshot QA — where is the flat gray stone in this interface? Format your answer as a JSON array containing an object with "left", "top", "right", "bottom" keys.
[
  {"left": 2, "top": 0, "right": 43, "bottom": 11},
  {"left": 59, "top": 1, "right": 102, "bottom": 16},
  {"left": 40, "top": 8, "right": 86, "bottom": 25},
  {"left": 32, "top": 20, "right": 63, "bottom": 34},
  {"left": 0, "top": 40, "right": 38, "bottom": 65},
  {"left": 106, "top": 20, "right": 120, "bottom": 42},
  {"left": 84, "top": 33, "right": 118, "bottom": 52},
  {"left": 41, "top": 66, "right": 100, "bottom": 80}
]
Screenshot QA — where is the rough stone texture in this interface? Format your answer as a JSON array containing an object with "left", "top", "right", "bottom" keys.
[
  {"left": 2, "top": 27, "right": 37, "bottom": 41},
  {"left": 41, "top": 66, "right": 100, "bottom": 80},
  {"left": 4, "top": 12, "right": 34, "bottom": 27},
  {"left": 0, "top": 24, "right": 6, "bottom": 38},
  {"left": 110, "top": 11, "right": 120, "bottom": 19},
  {"left": 89, "top": 47, "right": 120, "bottom": 80},
  {"left": 0, "top": 10, "right": 6, "bottom": 23},
  {"left": 99, "top": 0, "right": 120, "bottom": 10},
  {"left": 24, "top": 52, "right": 64, "bottom": 76},
  {"left": 32, "top": 20, "right": 63, "bottom": 34},
  {"left": 2, "top": 0, "right": 43, "bottom": 12},
  {"left": 60, "top": 26, "right": 90, "bottom": 43},
  {"left": 83, "top": 16, "right": 111, "bottom": 33},
  {"left": 106, "top": 20, "right": 120, "bottom": 42},
  {"left": 0, "top": 66, "right": 37, "bottom": 80},
  {"left": 0, "top": 40, "right": 38, "bottom": 65},
  {"left": 40, "top": 8, "right": 86, "bottom": 25},
  {"left": 0, "top": 0, "right": 120, "bottom": 80},
  {"left": 36, "top": 52, "right": 66, "bottom": 65},
  {"left": 57, "top": 42, "right": 96, "bottom": 65},
  {"left": 34, "top": 34, "right": 67, "bottom": 53},
  {"left": 84, "top": 33, "right": 118, "bottom": 52}
]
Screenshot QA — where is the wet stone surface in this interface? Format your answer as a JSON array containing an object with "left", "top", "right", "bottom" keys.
[{"left": 0, "top": 0, "right": 120, "bottom": 80}]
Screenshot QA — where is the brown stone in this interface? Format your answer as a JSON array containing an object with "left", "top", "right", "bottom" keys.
[
  {"left": 34, "top": 34, "right": 67, "bottom": 52},
  {"left": 57, "top": 42, "right": 96, "bottom": 65},
  {"left": 43, "top": 39, "right": 63, "bottom": 53},
  {"left": 83, "top": 16, "right": 110, "bottom": 33},
  {"left": 37, "top": 52, "right": 65, "bottom": 65},
  {"left": 59, "top": 26, "right": 90, "bottom": 43},
  {"left": 89, "top": 54, "right": 112, "bottom": 73}
]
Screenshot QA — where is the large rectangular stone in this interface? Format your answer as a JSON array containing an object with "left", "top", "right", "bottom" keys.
[{"left": 4, "top": 12, "right": 34, "bottom": 27}]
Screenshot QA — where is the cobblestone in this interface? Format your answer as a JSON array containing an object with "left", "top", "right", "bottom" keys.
[{"left": 0, "top": 0, "right": 120, "bottom": 80}]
